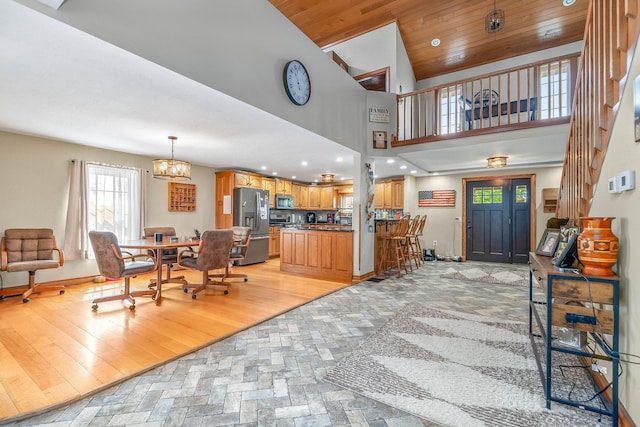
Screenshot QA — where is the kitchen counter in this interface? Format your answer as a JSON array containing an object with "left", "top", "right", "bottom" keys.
[
  {"left": 285, "top": 225, "right": 353, "bottom": 231},
  {"left": 280, "top": 227, "right": 353, "bottom": 282}
]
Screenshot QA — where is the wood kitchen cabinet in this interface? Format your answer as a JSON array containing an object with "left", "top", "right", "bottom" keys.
[
  {"left": 234, "top": 171, "right": 262, "bottom": 189},
  {"left": 263, "top": 178, "right": 275, "bottom": 208},
  {"left": 280, "top": 228, "right": 353, "bottom": 282},
  {"left": 320, "top": 186, "right": 335, "bottom": 209},
  {"left": 215, "top": 171, "right": 234, "bottom": 229},
  {"left": 374, "top": 183, "right": 385, "bottom": 209},
  {"left": 374, "top": 179, "right": 404, "bottom": 209},
  {"left": 308, "top": 186, "right": 320, "bottom": 209},
  {"left": 292, "top": 183, "right": 308, "bottom": 209},
  {"left": 275, "top": 178, "right": 292, "bottom": 195},
  {"left": 390, "top": 179, "right": 404, "bottom": 209},
  {"left": 269, "top": 226, "right": 281, "bottom": 257}
]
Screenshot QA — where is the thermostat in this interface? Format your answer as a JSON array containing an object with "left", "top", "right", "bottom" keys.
[
  {"left": 608, "top": 176, "right": 621, "bottom": 194},
  {"left": 618, "top": 169, "right": 636, "bottom": 191}
]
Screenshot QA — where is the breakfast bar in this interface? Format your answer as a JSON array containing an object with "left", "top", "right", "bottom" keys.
[{"left": 280, "top": 226, "right": 353, "bottom": 282}]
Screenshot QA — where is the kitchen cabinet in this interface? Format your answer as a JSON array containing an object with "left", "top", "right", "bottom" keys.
[
  {"left": 390, "top": 179, "right": 404, "bottom": 209},
  {"left": 374, "top": 179, "right": 404, "bottom": 209},
  {"left": 320, "top": 186, "right": 335, "bottom": 209},
  {"left": 269, "top": 226, "right": 281, "bottom": 257},
  {"left": 275, "top": 178, "right": 292, "bottom": 195},
  {"left": 292, "top": 183, "right": 308, "bottom": 209},
  {"left": 215, "top": 171, "right": 234, "bottom": 229},
  {"left": 280, "top": 228, "right": 353, "bottom": 282},
  {"left": 234, "top": 171, "right": 262, "bottom": 189},
  {"left": 374, "top": 183, "right": 385, "bottom": 209},
  {"left": 263, "top": 178, "right": 275, "bottom": 208},
  {"left": 308, "top": 186, "right": 320, "bottom": 209}
]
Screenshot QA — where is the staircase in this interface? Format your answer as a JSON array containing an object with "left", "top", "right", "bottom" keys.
[{"left": 557, "top": 0, "right": 640, "bottom": 219}]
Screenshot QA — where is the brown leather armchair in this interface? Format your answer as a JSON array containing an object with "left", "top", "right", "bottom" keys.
[
  {"left": 178, "top": 229, "right": 234, "bottom": 299},
  {"left": 1, "top": 228, "right": 65, "bottom": 303},
  {"left": 89, "top": 231, "right": 158, "bottom": 310},
  {"left": 143, "top": 226, "right": 187, "bottom": 288}
]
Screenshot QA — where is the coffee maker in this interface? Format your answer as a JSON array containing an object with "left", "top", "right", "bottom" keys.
[{"left": 306, "top": 212, "right": 316, "bottom": 223}]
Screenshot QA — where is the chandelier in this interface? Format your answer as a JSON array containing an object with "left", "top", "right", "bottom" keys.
[
  {"left": 152, "top": 136, "right": 191, "bottom": 180},
  {"left": 485, "top": 0, "right": 505, "bottom": 34},
  {"left": 487, "top": 156, "right": 508, "bottom": 168}
]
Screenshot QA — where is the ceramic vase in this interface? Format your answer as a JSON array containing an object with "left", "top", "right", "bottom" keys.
[{"left": 577, "top": 217, "right": 618, "bottom": 276}]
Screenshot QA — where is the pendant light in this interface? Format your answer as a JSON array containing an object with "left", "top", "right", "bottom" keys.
[
  {"left": 152, "top": 136, "right": 191, "bottom": 180},
  {"left": 485, "top": 0, "right": 505, "bottom": 34}
]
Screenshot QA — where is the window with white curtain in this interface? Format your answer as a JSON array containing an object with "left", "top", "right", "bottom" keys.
[{"left": 86, "top": 163, "right": 141, "bottom": 253}]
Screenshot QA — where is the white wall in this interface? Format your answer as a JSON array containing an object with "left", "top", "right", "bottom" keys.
[
  {"left": 410, "top": 167, "right": 562, "bottom": 257},
  {"left": 0, "top": 131, "right": 216, "bottom": 286},
  {"left": 588, "top": 45, "right": 640, "bottom": 421},
  {"left": 16, "top": 0, "right": 367, "bottom": 153}
]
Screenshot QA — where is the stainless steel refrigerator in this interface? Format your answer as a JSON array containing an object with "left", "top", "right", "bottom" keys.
[{"left": 233, "top": 187, "right": 270, "bottom": 265}]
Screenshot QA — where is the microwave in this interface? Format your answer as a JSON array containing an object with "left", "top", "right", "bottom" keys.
[{"left": 275, "top": 194, "right": 294, "bottom": 209}]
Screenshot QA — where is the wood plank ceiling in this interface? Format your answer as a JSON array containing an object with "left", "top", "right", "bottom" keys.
[{"left": 269, "top": 0, "right": 590, "bottom": 81}]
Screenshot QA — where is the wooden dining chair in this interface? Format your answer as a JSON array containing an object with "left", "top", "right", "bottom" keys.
[
  {"left": 177, "top": 229, "right": 234, "bottom": 299},
  {"left": 88, "top": 231, "right": 158, "bottom": 310}
]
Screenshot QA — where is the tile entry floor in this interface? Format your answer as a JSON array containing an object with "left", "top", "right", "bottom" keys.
[{"left": 10, "top": 261, "right": 533, "bottom": 427}]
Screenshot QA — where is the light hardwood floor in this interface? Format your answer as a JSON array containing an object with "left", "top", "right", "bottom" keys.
[{"left": 0, "top": 259, "right": 351, "bottom": 422}]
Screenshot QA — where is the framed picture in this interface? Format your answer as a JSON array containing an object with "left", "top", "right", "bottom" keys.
[
  {"left": 552, "top": 225, "right": 580, "bottom": 261},
  {"left": 373, "top": 131, "right": 387, "bottom": 149},
  {"left": 536, "top": 228, "right": 560, "bottom": 256}
]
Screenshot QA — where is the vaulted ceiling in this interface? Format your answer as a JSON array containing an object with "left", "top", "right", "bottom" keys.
[{"left": 270, "top": 0, "right": 589, "bottom": 80}]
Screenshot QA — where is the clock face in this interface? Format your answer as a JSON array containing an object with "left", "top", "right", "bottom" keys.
[{"left": 283, "top": 60, "right": 311, "bottom": 105}]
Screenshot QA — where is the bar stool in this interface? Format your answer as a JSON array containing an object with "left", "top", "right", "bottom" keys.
[
  {"left": 405, "top": 215, "right": 422, "bottom": 269},
  {"left": 414, "top": 215, "right": 427, "bottom": 262},
  {"left": 379, "top": 215, "right": 411, "bottom": 277}
]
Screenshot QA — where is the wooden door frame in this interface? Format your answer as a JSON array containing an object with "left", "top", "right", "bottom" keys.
[{"left": 461, "top": 174, "right": 536, "bottom": 261}]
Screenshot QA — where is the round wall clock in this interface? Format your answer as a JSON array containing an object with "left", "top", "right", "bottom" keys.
[{"left": 283, "top": 60, "right": 311, "bottom": 105}]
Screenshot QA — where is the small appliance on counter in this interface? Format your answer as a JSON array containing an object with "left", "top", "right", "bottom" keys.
[
  {"left": 326, "top": 213, "right": 335, "bottom": 224},
  {"left": 306, "top": 212, "right": 316, "bottom": 223}
]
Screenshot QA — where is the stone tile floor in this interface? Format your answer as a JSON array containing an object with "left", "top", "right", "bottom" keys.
[{"left": 10, "top": 261, "right": 532, "bottom": 427}]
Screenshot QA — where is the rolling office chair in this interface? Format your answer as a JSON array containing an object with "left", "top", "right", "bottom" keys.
[
  {"left": 143, "top": 226, "right": 187, "bottom": 288},
  {"left": 208, "top": 226, "right": 251, "bottom": 283},
  {"left": 177, "top": 229, "right": 234, "bottom": 299},
  {"left": 1, "top": 228, "right": 65, "bottom": 303},
  {"left": 89, "top": 231, "right": 157, "bottom": 310}
]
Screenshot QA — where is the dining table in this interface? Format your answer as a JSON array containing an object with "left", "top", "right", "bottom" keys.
[{"left": 120, "top": 236, "right": 199, "bottom": 301}]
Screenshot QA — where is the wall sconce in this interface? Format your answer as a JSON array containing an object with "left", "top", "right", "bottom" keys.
[{"left": 487, "top": 156, "right": 508, "bottom": 168}]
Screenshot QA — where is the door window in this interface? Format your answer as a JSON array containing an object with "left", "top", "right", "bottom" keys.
[{"left": 473, "top": 186, "right": 503, "bottom": 204}]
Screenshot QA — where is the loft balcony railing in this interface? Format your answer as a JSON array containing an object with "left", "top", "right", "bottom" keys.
[{"left": 394, "top": 54, "right": 580, "bottom": 146}]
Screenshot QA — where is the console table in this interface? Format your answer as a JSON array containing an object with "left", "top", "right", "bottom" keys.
[{"left": 528, "top": 252, "right": 619, "bottom": 425}]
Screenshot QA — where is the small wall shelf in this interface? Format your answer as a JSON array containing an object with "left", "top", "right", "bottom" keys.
[
  {"left": 168, "top": 182, "right": 196, "bottom": 212},
  {"left": 542, "top": 188, "right": 559, "bottom": 213}
]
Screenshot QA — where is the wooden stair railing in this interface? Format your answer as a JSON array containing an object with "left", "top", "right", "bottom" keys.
[{"left": 557, "top": 0, "right": 640, "bottom": 219}]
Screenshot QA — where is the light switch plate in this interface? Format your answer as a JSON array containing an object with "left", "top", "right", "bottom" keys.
[
  {"left": 618, "top": 169, "right": 636, "bottom": 191},
  {"left": 608, "top": 177, "right": 621, "bottom": 194}
]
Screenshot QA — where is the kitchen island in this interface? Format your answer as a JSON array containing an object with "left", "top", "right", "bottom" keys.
[{"left": 280, "top": 227, "right": 353, "bottom": 282}]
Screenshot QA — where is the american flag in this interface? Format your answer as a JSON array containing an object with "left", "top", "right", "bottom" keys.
[{"left": 418, "top": 190, "right": 456, "bottom": 207}]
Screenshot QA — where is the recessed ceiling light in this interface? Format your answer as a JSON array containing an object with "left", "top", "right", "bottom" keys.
[
  {"left": 432, "top": 172, "right": 439, "bottom": 176},
  {"left": 431, "top": 38, "right": 441, "bottom": 47},
  {"left": 340, "top": 177, "right": 345, "bottom": 181},
  {"left": 562, "top": 0, "right": 576, "bottom": 6},
  {"left": 261, "top": 165, "right": 267, "bottom": 170},
  {"left": 336, "top": 157, "right": 343, "bottom": 162},
  {"left": 291, "top": 175, "right": 296, "bottom": 179},
  {"left": 410, "top": 170, "right": 417, "bottom": 174},
  {"left": 301, "top": 161, "right": 308, "bottom": 166},
  {"left": 386, "top": 159, "right": 395, "bottom": 164},
  {"left": 314, "top": 179, "right": 319, "bottom": 182},
  {"left": 400, "top": 165, "right": 407, "bottom": 170},
  {"left": 272, "top": 172, "right": 278, "bottom": 176}
]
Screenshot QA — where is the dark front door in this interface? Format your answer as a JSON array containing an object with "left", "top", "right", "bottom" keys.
[{"left": 465, "top": 178, "right": 531, "bottom": 264}]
